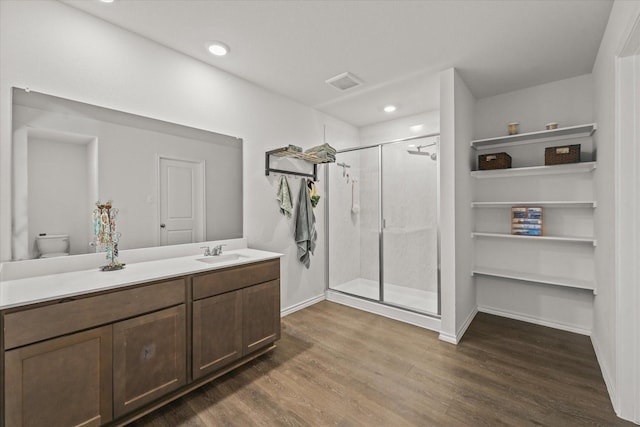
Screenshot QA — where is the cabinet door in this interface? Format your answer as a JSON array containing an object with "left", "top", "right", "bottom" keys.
[
  {"left": 242, "top": 279, "right": 280, "bottom": 355},
  {"left": 192, "top": 291, "right": 243, "bottom": 379},
  {"left": 113, "top": 305, "right": 186, "bottom": 418},
  {"left": 5, "top": 325, "right": 113, "bottom": 427}
]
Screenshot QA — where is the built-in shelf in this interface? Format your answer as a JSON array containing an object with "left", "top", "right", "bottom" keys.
[
  {"left": 265, "top": 147, "right": 334, "bottom": 181},
  {"left": 472, "top": 267, "right": 596, "bottom": 293},
  {"left": 471, "top": 201, "right": 597, "bottom": 208},
  {"left": 471, "top": 123, "right": 597, "bottom": 150},
  {"left": 471, "top": 232, "right": 597, "bottom": 246},
  {"left": 470, "top": 122, "right": 598, "bottom": 298},
  {"left": 471, "top": 161, "right": 596, "bottom": 178}
]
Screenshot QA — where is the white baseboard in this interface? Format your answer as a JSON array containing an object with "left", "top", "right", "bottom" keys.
[
  {"left": 281, "top": 294, "right": 325, "bottom": 317},
  {"left": 438, "top": 332, "right": 458, "bottom": 344},
  {"left": 458, "top": 306, "right": 478, "bottom": 340},
  {"left": 477, "top": 305, "right": 592, "bottom": 336},
  {"left": 438, "top": 306, "right": 478, "bottom": 345},
  {"left": 591, "top": 334, "right": 619, "bottom": 416},
  {"left": 326, "top": 290, "right": 441, "bottom": 332}
]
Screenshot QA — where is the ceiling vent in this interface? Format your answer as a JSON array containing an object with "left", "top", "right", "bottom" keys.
[{"left": 325, "top": 72, "right": 363, "bottom": 91}]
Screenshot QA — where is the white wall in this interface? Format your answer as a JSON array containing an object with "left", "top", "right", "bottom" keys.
[
  {"left": 0, "top": 0, "right": 359, "bottom": 312},
  {"left": 474, "top": 74, "right": 594, "bottom": 139},
  {"left": 439, "top": 68, "right": 476, "bottom": 343},
  {"left": 453, "top": 71, "right": 477, "bottom": 336},
  {"left": 359, "top": 111, "right": 440, "bottom": 145},
  {"left": 592, "top": 1, "right": 640, "bottom": 421},
  {"left": 473, "top": 74, "right": 595, "bottom": 334}
]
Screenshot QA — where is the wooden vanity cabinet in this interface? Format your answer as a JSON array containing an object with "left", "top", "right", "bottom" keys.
[
  {"left": 192, "top": 259, "right": 280, "bottom": 379},
  {"left": 4, "top": 326, "right": 113, "bottom": 427},
  {"left": 2, "top": 278, "right": 186, "bottom": 427},
  {"left": 2, "top": 257, "right": 281, "bottom": 427}
]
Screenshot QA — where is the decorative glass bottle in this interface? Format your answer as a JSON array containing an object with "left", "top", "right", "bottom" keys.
[{"left": 92, "top": 200, "right": 125, "bottom": 271}]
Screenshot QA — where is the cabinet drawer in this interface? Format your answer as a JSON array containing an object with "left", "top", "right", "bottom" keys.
[
  {"left": 4, "top": 278, "right": 186, "bottom": 350},
  {"left": 192, "top": 259, "right": 279, "bottom": 300}
]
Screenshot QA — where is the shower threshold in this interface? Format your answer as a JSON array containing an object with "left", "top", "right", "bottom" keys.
[{"left": 331, "top": 277, "right": 438, "bottom": 316}]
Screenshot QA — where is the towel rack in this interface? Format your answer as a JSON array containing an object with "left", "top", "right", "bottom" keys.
[{"left": 265, "top": 147, "right": 332, "bottom": 181}]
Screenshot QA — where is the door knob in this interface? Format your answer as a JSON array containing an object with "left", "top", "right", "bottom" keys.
[{"left": 160, "top": 223, "right": 166, "bottom": 228}]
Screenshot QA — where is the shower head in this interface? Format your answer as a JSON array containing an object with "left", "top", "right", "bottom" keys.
[
  {"left": 407, "top": 141, "right": 437, "bottom": 160},
  {"left": 407, "top": 150, "right": 437, "bottom": 161},
  {"left": 407, "top": 143, "right": 437, "bottom": 160}
]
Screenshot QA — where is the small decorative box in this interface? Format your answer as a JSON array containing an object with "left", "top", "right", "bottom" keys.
[
  {"left": 478, "top": 152, "right": 512, "bottom": 170},
  {"left": 545, "top": 144, "right": 580, "bottom": 165},
  {"left": 511, "top": 206, "right": 543, "bottom": 236}
]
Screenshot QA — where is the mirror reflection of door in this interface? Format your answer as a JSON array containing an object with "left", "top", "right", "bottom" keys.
[{"left": 158, "top": 157, "right": 205, "bottom": 246}]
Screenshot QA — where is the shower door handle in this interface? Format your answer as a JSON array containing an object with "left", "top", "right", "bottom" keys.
[{"left": 382, "top": 219, "right": 386, "bottom": 229}]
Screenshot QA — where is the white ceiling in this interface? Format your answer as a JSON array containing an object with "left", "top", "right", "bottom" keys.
[{"left": 62, "top": 0, "right": 612, "bottom": 127}]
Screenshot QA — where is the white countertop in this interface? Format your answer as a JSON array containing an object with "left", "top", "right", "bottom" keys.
[{"left": 0, "top": 248, "right": 282, "bottom": 310}]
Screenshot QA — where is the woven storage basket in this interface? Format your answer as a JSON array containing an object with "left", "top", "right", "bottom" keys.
[
  {"left": 545, "top": 144, "right": 580, "bottom": 165},
  {"left": 478, "top": 152, "right": 512, "bottom": 170}
]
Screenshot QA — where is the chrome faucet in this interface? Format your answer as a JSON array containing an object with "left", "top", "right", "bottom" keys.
[
  {"left": 200, "top": 246, "right": 212, "bottom": 256},
  {"left": 212, "top": 244, "right": 226, "bottom": 256}
]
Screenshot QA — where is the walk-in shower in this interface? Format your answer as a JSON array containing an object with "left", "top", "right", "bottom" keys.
[{"left": 327, "top": 134, "right": 440, "bottom": 317}]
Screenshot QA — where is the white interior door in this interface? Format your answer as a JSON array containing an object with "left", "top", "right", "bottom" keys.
[{"left": 159, "top": 157, "right": 205, "bottom": 246}]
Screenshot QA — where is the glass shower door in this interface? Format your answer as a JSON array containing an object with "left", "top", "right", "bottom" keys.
[
  {"left": 381, "top": 138, "right": 439, "bottom": 315},
  {"left": 328, "top": 146, "right": 380, "bottom": 301}
]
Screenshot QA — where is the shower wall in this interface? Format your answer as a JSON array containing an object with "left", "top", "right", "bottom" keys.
[
  {"left": 356, "top": 148, "right": 380, "bottom": 283},
  {"left": 382, "top": 141, "right": 438, "bottom": 293},
  {"left": 328, "top": 149, "right": 363, "bottom": 288}
]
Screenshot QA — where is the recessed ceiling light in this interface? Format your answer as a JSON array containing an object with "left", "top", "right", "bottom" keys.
[
  {"left": 100, "top": 0, "right": 115, "bottom": 3},
  {"left": 207, "top": 42, "right": 230, "bottom": 57},
  {"left": 383, "top": 105, "right": 396, "bottom": 113}
]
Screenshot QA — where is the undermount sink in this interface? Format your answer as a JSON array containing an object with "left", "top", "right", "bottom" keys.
[{"left": 196, "top": 253, "right": 248, "bottom": 264}]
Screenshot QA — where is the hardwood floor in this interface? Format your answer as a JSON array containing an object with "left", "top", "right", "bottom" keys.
[{"left": 128, "top": 301, "right": 631, "bottom": 427}]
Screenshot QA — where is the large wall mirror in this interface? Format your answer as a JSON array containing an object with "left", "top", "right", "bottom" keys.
[{"left": 12, "top": 88, "right": 243, "bottom": 261}]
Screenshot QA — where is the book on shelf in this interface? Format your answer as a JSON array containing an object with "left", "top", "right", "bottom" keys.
[{"left": 511, "top": 207, "right": 543, "bottom": 236}]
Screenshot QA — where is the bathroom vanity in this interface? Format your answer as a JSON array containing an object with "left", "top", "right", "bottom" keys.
[{"left": 0, "top": 248, "right": 281, "bottom": 427}]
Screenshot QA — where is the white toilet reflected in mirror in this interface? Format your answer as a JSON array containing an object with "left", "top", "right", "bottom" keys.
[{"left": 36, "top": 234, "right": 70, "bottom": 258}]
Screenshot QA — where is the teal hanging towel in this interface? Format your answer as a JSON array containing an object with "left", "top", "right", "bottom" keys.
[
  {"left": 295, "top": 178, "right": 316, "bottom": 268},
  {"left": 276, "top": 175, "right": 293, "bottom": 218}
]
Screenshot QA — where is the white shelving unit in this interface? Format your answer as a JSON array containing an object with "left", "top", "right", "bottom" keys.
[
  {"left": 471, "top": 201, "right": 597, "bottom": 208},
  {"left": 471, "top": 123, "right": 597, "bottom": 294},
  {"left": 471, "top": 267, "right": 596, "bottom": 293},
  {"left": 471, "top": 161, "right": 596, "bottom": 178},
  {"left": 471, "top": 123, "right": 597, "bottom": 150},
  {"left": 471, "top": 232, "right": 597, "bottom": 246}
]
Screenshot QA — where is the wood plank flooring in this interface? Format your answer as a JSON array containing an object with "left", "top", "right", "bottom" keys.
[{"left": 128, "top": 301, "right": 631, "bottom": 427}]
